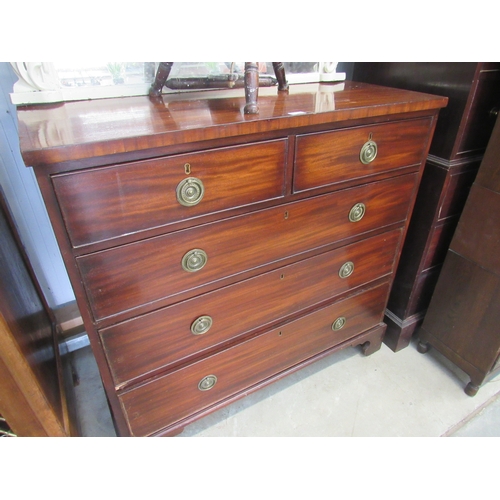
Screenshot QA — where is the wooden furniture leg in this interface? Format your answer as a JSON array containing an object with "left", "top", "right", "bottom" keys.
[
  {"left": 417, "top": 340, "right": 430, "bottom": 353},
  {"left": 417, "top": 338, "right": 485, "bottom": 396},
  {"left": 272, "top": 62, "right": 289, "bottom": 91},
  {"left": 360, "top": 323, "right": 386, "bottom": 355},
  {"left": 464, "top": 382, "right": 480, "bottom": 397},
  {"left": 149, "top": 62, "right": 174, "bottom": 97},
  {"left": 244, "top": 62, "right": 259, "bottom": 114}
]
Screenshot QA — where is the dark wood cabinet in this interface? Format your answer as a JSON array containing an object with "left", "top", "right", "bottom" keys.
[
  {"left": 352, "top": 63, "right": 500, "bottom": 351},
  {"left": 17, "top": 83, "right": 446, "bottom": 436},
  {"left": 0, "top": 189, "right": 73, "bottom": 436},
  {"left": 418, "top": 117, "right": 500, "bottom": 396}
]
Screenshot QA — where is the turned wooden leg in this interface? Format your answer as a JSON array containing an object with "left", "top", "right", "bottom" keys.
[
  {"left": 244, "top": 62, "right": 259, "bottom": 114},
  {"left": 149, "top": 62, "right": 174, "bottom": 97},
  {"left": 464, "top": 381, "right": 480, "bottom": 397},
  {"left": 272, "top": 62, "right": 289, "bottom": 91},
  {"left": 417, "top": 340, "right": 430, "bottom": 353}
]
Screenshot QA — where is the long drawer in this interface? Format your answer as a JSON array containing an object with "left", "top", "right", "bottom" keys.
[
  {"left": 53, "top": 139, "right": 287, "bottom": 247},
  {"left": 294, "top": 118, "right": 431, "bottom": 192},
  {"left": 119, "top": 281, "right": 390, "bottom": 436},
  {"left": 79, "top": 173, "right": 417, "bottom": 321},
  {"left": 101, "top": 229, "right": 402, "bottom": 387}
]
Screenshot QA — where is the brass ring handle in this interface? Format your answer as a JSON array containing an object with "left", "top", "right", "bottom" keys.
[
  {"left": 198, "top": 374, "right": 217, "bottom": 391},
  {"left": 360, "top": 139, "right": 378, "bottom": 164},
  {"left": 181, "top": 249, "right": 208, "bottom": 272},
  {"left": 339, "top": 261, "right": 354, "bottom": 279},
  {"left": 176, "top": 177, "right": 205, "bottom": 206},
  {"left": 332, "top": 316, "right": 347, "bottom": 331},
  {"left": 349, "top": 203, "right": 366, "bottom": 222},
  {"left": 191, "top": 315, "right": 213, "bottom": 335}
]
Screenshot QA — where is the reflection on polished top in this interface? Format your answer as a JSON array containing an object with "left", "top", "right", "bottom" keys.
[{"left": 17, "top": 82, "right": 448, "bottom": 167}]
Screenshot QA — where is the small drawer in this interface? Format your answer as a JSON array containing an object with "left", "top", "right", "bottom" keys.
[
  {"left": 53, "top": 139, "right": 287, "bottom": 247},
  {"left": 119, "top": 281, "right": 390, "bottom": 436},
  {"left": 293, "top": 118, "right": 431, "bottom": 192},
  {"left": 101, "top": 230, "right": 402, "bottom": 386},
  {"left": 79, "top": 173, "right": 417, "bottom": 321}
]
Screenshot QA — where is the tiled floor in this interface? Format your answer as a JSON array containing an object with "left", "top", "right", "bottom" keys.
[{"left": 68, "top": 336, "right": 500, "bottom": 437}]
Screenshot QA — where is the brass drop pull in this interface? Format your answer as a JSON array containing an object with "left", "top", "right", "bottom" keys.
[
  {"left": 349, "top": 202, "right": 366, "bottom": 222},
  {"left": 176, "top": 177, "right": 205, "bottom": 206},
  {"left": 181, "top": 249, "right": 208, "bottom": 272},
  {"left": 360, "top": 133, "right": 378, "bottom": 164},
  {"left": 198, "top": 374, "right": 217, "bottom": 391},
  {"left": 339, "top": 261, "right": 354, "bottom": 279},
  {"left": 191, "top": 315, "right": 213, "bottom": 335},
  {"left": 332, "top": 316, "right": 347, "bottom": 331}
]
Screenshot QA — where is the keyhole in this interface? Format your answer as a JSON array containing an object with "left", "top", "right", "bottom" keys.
[
  {"left": 184, "top": 163, "right": 191, "bottom": 175},
  {"left": 284, "top": 211, "right": 289, "bottom": 219}
]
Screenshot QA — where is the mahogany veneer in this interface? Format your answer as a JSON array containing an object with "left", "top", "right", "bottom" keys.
[{"left": 17, "top": 82, "right": 447, "bottom": 436}]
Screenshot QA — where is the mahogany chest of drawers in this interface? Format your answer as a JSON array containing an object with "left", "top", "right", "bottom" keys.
[{"left": 17, "top": 82, "right": 447, "bottom": 436}]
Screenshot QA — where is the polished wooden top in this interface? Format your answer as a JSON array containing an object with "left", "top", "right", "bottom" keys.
[{"left": 17, "top": 82, "right": 447, "bottom": 168}]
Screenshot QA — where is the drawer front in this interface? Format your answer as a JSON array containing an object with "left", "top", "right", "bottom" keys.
[
  {"left": 101, "top": 230, "right": 402, "bottom": 386},
  {"left": 119, "top": 281, "right": 390, "bottom": 436},
  {"left": 79, "top": 173, "right": 417, "bottom": 321},
  {"left": 294, "top": 118, "right": 431, "bottom": 192},
  {"left": 53, "top": 139, "right": 287, "bottom": 247}
]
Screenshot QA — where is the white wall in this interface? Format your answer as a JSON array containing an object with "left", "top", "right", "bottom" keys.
[{"left": 0, "top": 62, "right": 75, "bottom": 309}]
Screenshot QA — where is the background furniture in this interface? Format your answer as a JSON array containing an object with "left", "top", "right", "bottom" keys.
[
  {"left": 0, "top": 188, "right": 74, "bottom": 436},
  {"left": 352, "top": 63, "right": 500, "bottom": 351},
  {"left": 418, "top": 117, "right": 500, "bottom": 396},
  {"left": 18, "top": 83, "right": 446, "bottom": 436}
]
